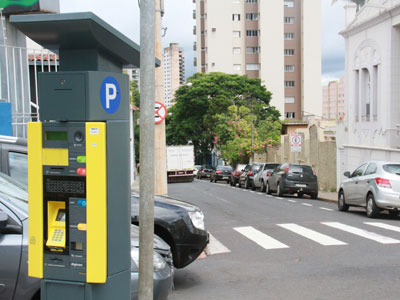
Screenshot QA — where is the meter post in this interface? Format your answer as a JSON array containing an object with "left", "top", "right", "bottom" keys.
[{"left": 11, "top": 12, "right": 143, "bottom": 300}]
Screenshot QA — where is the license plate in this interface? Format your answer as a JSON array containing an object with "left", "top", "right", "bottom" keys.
[
  {"left": 296, "top": 184, "right": 307, "bottom": 188},
  {"left": 223, "top": 176, "right": 228, "bottom": 179}
]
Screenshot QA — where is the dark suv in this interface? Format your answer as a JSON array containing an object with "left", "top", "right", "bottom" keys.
[
  {"left": 266, "top": 163, "right": 318, "bottom": 199},
  {"left": 239, "top": 163, "right": 263, "bottom": 189},
  {"left": 210, "top": 165, "right": 232, "bottom": 183}
]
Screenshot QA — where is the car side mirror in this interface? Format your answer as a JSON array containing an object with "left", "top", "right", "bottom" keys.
[
  {"left": 344, "top": 171, "right": 351, "bottom": 178},
  {"left": 0, "top": 211, "right": 9, "bottom": 229}
]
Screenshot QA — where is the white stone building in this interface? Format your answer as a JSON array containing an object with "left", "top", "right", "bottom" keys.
[{"left": 337, "top": 0, "right": 400, "bottom": 187}]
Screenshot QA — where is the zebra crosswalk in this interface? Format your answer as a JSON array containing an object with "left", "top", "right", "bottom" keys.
[{"left": 205, "top": 221, "right": 400, "bottom": 256}]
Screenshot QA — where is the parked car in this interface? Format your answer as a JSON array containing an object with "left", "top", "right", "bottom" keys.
[
  {"left": 131, "top": 193, "right": 209, "bottom": 269},
  {"left": 0, "top": 135, "right": 28, "bottom": 186},
  {"left": 253, "top": 163, "right": 280, "bottom": 192},
  {"left": 0, "top": 138, "right": 209, "bottom": 270},
  {"left": 193, "top": 165, "right": 202, "bottom": 177},
  {"left": 230, "top": 164, "right": 246, "bottom": 187},
  {"left": 338, "top": 161, "right": 400, "bottom": 218},
  {"left": 196, "top": 165, "right": 214, "bottom": 179},
  {"left": 0, "top": 173, "right": 174, "bottom": 300},
  {"left": 266, "top": 163, "right": 318, "bottom": 199},
  {"left": 238, "top": 163, "right": 263, "bottom": 189},
  {"left": 210, "top": 165, "right": 233, "bottom": 183}
]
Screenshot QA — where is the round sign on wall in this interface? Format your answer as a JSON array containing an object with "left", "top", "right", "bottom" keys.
[
  {"left": 100, "top": 76, "right": 121, "bottom": 114},
  {"left": 154, "top": 101, "right": 167, "bottom": 124}
]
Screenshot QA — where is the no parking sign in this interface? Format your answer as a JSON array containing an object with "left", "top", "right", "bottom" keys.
[
  {"left": 290, "top": 134, "right": 302, "bottom": 152},
  {"left": 154, "top": 101, "right": 167, "bottom": 124}
]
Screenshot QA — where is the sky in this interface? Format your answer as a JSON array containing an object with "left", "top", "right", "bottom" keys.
[{"left": 60, "top": 0, "right": 346, "bottom": 86}]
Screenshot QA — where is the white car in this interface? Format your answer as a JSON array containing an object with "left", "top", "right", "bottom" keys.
[{"left": 252, "top": 163, "right": 280, "bottom": 191}]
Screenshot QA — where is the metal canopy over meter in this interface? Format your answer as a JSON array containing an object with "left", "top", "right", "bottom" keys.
[{"left": 10, "top": 12, "right": 146, "bottom": 300}]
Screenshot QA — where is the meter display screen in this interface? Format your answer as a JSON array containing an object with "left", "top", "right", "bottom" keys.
[
  {"left": 46, "top": 131, "right": 67, "bottom": 141},
  {"left": 56, "top": 209, "right": 66, "bottom": 222}
]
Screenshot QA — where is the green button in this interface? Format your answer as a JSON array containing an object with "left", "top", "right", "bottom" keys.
[{"left": 77, "top": 156, "right": 86, "bottom": 163}]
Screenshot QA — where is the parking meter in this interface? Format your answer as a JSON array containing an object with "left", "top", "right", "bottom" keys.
[{"left": 11, "top": 12, "right": 141, "bottom": 300}]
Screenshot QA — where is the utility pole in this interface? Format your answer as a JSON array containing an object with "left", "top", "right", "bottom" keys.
[
  {"left": 139, "top": 0, "right": 155, "bottom": 298},
  {"left": 154, "top": 0, "right": 168, "bottom": 196}
]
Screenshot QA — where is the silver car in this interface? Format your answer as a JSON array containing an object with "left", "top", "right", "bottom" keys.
[
  {"left": 0, "top": 173, "right": 174, "bottom": 300},
  {"left": 338, "top": 161, "right": 400, "bottom": 218},
  {"left": 252, "top": 163, "right": 280, "bottom": 191}
]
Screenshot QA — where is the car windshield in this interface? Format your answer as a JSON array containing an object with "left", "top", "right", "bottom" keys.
[
  {"left": 266, "top": 164, "right": 279, "bottom": 170},
  {"left": 289, "top": 165, "right": 313, "bottom": 175},
  {"left": 221, "top": 166, "right": 232, "bottom": 171},
  {"left": 0, "top": 172, "right": 28, "bottom": 211},
  {"left": 383, "top": 164, "right": 400, "bottom": 175}
]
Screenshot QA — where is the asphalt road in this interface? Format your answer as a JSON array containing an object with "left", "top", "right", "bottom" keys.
[{"left": 168, "top": 178, "right": 400, "bottom": 300}]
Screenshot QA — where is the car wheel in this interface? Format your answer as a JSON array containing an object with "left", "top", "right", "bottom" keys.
[
  {"left": 338, "top": 190, "right": 349, "bottom": 212},
  {"left": 244, "top": 179, "right": 250, "bottom": 189},
  {"left": 366, "top": 193, "right": 379, "bottom": 218},
  {"left": 266, "top": 182, "right": 272, "bottom": 195},
  {"left": 297, "top": 192, "right": 304, "bottom": 198},
  {"left": 261, "top": 181, "right": 266, "bottom": 192},
  {"left": 389, "top": 210, "right": 400, "bottom": 217},
  {"left": 277, "top": 182, "right": 284, "bottom": 197},
  {"left": 311, "top": 192, "right": 318, "bottom": 200}
]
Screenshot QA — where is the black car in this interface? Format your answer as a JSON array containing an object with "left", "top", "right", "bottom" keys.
[
  {"left": 131, "top": 193, "right": 209, "bottom": 269},
  {"left": 197, "top": 165, "right": 214, "bottom": 179},
  {"left": 238, "top": 163, "right": 263, "bottom": 189},
  {"left": 0, "top": 135, "right": 28, "bottom": 186},
  {"left": 210, "top": 165, "right": 232, "bottom": 183},
  {"left": 0, "top": 137, "right": 209, "bottom": 270},
  {"left": 266, "top": 163, "right": 319, "bottom": 199}
]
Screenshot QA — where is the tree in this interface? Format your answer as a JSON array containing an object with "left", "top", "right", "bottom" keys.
[
  {"left": 166, "top": 72, "right": 281, "bottom": 164},
  {"left": 130, "top": 81, "right": 140, "bottom": 162}
]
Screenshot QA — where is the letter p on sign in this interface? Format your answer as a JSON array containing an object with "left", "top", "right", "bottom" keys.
[{"left": 100, "top": 76, "right": 121, "bottom": 114}]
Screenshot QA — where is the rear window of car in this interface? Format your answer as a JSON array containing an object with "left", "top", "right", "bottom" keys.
[
  {"left": 265, "top": 164, "right": 279, "bottom": 170},
  {"left": 222, "top": 166, "right": 232, "bottom": 171},
  {"left": 383, "top": 164, "right": 400, "bottom": 175},
  {"left": 251, "top": 164, "right": 262, "bottom": 171},
  {"left": 289, "top": 165, "right": 313, "bottom": 175}
]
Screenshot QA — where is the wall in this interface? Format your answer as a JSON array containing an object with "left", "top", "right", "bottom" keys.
[{"left": 254, "top": 125, "right": 337, "bottom": 192}]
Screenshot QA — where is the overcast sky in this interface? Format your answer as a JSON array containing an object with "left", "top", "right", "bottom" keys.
[{"left": 60, "top": 0, "right": 346, "bottom": 85}]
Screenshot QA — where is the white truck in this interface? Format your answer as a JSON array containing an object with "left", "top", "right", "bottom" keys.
[{"left": 167, "top": 145, "right": 195, "bottom": 183}]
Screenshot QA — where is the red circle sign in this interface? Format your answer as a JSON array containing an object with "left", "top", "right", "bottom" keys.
[{"left": 154, "top": 101, "right": 167, "bottom": 124}]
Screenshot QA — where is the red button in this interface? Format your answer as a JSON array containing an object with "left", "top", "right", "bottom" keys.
[{"left": 77, "top": 168, "right": 86, "bottom": 176}]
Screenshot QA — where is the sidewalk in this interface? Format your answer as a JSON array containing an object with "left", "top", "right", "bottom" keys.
[{"left": 318, "top": 191, "right": 338, "bottom": 203}]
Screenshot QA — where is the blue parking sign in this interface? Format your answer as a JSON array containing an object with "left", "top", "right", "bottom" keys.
[{"left": 100, "top": 76, "right": 121, "bottom": 114}]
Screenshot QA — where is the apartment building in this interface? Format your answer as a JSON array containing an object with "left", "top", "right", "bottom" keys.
[
  {"left": 322, "top": 77, "right": 345, "bottom": 120},
  {"left": 163, "top": 43, "right": 185, "bottom": 108},
  {"left": 194, "top": 0, "right": 321, "bottom": 120}
]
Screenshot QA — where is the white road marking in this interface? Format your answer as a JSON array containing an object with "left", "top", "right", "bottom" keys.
[
  {"left": 302, "top": 203, "right": 313, "bottom": 207},
  {"left": 288, "top": 200, "right": 297, "bottom": 203},
  {"left": 258, "top": 192, "right": 264, "bottom": 195},
  {"left": 250, "top": 191, "right": 255, "bottom": 193},
  {"left": 205, "top": 233, "right": 231, "bottom": 255},
  {"left": 276, "top": 197, "right": 284, "bottom": 200},
  {"left": 234, "top": 226, "right": 289, "bottom": 250},
  {"left": 278, "top": 223, "right": 347, "bottom": 246},
  {"left": 364, "top": 222, "right": 400, "bottom": 233},
  {"left": 319, "top": 207, "right": 334, "bottom": 211},
  {"left": 322, "top": 222, "right": 400, "bottom": 244}
]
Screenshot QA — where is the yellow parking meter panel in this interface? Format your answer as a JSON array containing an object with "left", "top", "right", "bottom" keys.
[
  {"left": 46, "top": 201, "right": 66, "bottom": 250},
  {"left": 27, "top": 122, "right": 44, "bottom": 279},
  {"left": 86, "top": 122, "right": 107, "bottom": 283}
]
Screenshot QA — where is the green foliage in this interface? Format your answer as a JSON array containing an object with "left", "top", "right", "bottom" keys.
[
  {"left": 166, "top": 72, "right": 281, "bottom": 165},
  {"left": 130, "top": 81, "right": 140, "bottom": 162}
]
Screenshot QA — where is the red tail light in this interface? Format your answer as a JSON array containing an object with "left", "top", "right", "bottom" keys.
[
  {"left": 201, "top": 170, "right": 205, "bottom": 173},
  {"left": 266, "top": 170, "right": 271, "bottom": 177},
  {"left": 216, "top": 170, "right": 222, "bottom": 174},
  {"left": 312, "top": 168, "right": 316, "bottom": 176},
  {"left": 375, "top": 177, "right": 391, "bottom": 188},
  {"left": 248, "top": 171, "right": 253, "bottom": 176},
  {"left": 285, "top": 166, "right": 289, "bottom": 173}
]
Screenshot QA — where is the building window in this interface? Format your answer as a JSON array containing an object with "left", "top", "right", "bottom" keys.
[
  {"left": 232, "top": 14, "right": 241, "bottom": 21},
  {"left": 246, "top": 47, "right": 260, "bottom": 54},
  {"left": 285, "top": 112, "right": 295, "bottom": 119},
  {"left": 284, "top": 1, "right": 294, "bottom": 7},
  {"left": 233, "top": 47, "right": 241, "bottom": 54},
  {"left": 284, "top": 33, "right": 295, "bottom": 40},
  {"left": 284, "top": 17, "right": 295, "bottom": 24},
  {"left": 284, "top": 49, "right": 295, "bottom": 56},
  {"left": 246, "top": 30, "right": 259, "bottom": 37},
  {"left": 285, "top": 65, "right": 295, "bottom": 72},
  {"left": 285, "top": 97, "right": 295, "bottom": 104},
  {"left": 285, "top": 81, "right": 295, "bottom": 87},
  {"left": 246, "top": 13, "right": 259, "bottom": 20},
  {"left": 233, "top": 64, "right": 242, "bottom": 71},
  {"left": 233, "top": 31, "right": 241, "bottom": 38},
  {"left": 246, "top": 64, "right": 259, "bottom": 71},
  {"left": 246, "top": 0, "right": 257, "bottom": 3}
]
